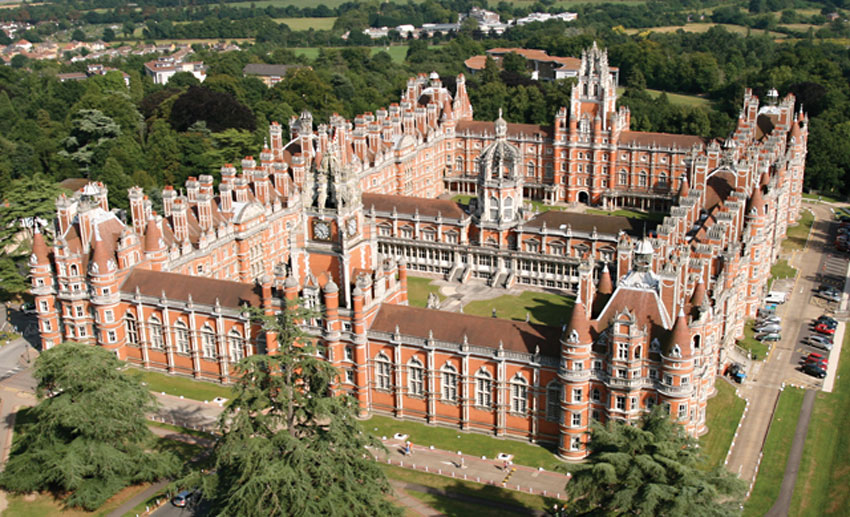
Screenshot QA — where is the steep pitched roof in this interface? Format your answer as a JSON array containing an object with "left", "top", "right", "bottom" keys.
[
  {"left": 525, "top": 210, "right": 641, "bottom": 236},
  {"left": 120, "top": 268, "right": 261, "bottom": 307},
  {"left": 363, "top": 193, "right": 466, "bottom": 219},
  {"left": 369, "top": 304, "right": 560, "bottom": 357}
]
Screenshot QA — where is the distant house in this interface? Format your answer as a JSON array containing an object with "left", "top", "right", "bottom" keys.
[
  {"left": 144, "top": 57, "right": 206, "bottom": 85},
  {"left": 56, "top": 64, "right": 131, "bottom": 87},
  {"left": 242, "top": 63, "right": 307, "bottom": 87},
  {"left": 464, "top": 47, "right": 618, "bottom": 83}
]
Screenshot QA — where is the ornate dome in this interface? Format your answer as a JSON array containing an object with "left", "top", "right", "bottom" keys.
[{"left": 479, "top": 109, "right": 521, "bottom": 180}]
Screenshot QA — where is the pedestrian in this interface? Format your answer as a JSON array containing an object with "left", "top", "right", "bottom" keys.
[
  {"left": 405, "top": 440, "right": 412, "bottom": 456},
  {"left": 503, "top": 459, "right": 509, "bottom": 471}
]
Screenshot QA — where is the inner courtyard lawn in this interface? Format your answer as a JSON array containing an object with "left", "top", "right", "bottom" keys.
[
  {"left": 789, "top": 330, "right": 850, "bottom": 516},
  {"left": 462, "top": 291, "right": 573, "bottom": 328},
  {"left": 406, "top": 275, "right": 444, "bottom": 308},
  {"left": 365, "top": 414, "right": 565, "bottom": 471},
  {"left": 699, "top": 379, "right": 746, "bottom": 469},
  {"left": 743, "top": 387, "right": 806, "bottom": 517}
]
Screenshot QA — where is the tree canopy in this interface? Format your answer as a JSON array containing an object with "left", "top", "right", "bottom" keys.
[
  {"left": 564, "top": 407, "right": 745, "bottom": 516},
  {"left": 0, "top": 343, "right": 179, "bottom": 510},
  {"left": 180, "top": 299, "right": 400, "bottom": 517}
]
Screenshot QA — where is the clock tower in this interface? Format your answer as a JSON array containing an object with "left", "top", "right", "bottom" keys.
[{"left": 302, "top": 137, "right": 371, "bottom": 307}]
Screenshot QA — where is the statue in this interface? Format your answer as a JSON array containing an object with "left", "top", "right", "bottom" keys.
[
  {"left": 426, "top": 292, "right": 441, "bottom": 310},
  {"left": 316, "top": 174, "right": 328, "bottom": 211}
]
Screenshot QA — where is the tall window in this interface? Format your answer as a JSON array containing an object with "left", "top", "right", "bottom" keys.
[
  {"left": 546, "top": 383, "right": 561, "bottom": 422},
  {"left": 408, "top": 359, "right": 424, "bottom": 396},
  {"left": 618, "top": 169, "right": 627, "bottom": 185},
  {"left": 174, "top": 321, "right": 189, "bottom": 354},
  {"left": 639, "top": 171, "right": 648, "bottom": 187},
  {"left": 617, "top": 343, "right": 629, "bottom": 360},
  {"left": 201, "top": 325, "right": 216, "bottom": 358},
  {"left": 475, "top": 370, "right": 493, "bottom": 407},
  {"left": 489, "top": 197, "right": 499, "bottom": 221},
  {"left": 376, "top": 354, "right": 392, "bottom": 390},
  {"left": 527, "top": 161, "right": 535, "bottom": 177},
  {"left": 456, "top": 157, "right": 464, "bottom": 174},
  {"left": 125, "top": 313, "right": 138, "bottom": 345},
  {"left": 442, "top": 364, "right": 458, "bottom": 402},
  {"left": 228, "top": 329, "right": 245, "bottom": 363},
  {"left": 511, "top": 375, "right": 528, "bottom": 413},
  {"left": 503, "top": 196, "right": 514, "bottom": 221},
  {"left": 148, "top": 317, "right": 164, "bottom": 349}
]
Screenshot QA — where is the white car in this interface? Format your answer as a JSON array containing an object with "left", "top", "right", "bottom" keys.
[{"left": 758, "top": 315, "right": 781, "bottom": 325}]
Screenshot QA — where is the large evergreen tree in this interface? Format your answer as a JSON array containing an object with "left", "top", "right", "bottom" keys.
[
  {"left": 181, "top": 299, "right": 400, "bottom": 517},
  {"left": 0, "top": 343, "right": 179, "bottom": 510},
  {"left": 564, "top": 407, "right": 745, "bottom": 516}
]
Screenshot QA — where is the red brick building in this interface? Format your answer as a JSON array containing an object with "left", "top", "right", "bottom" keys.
[{"left": 31, "top": 44, "right": 806, "bottom": 459}]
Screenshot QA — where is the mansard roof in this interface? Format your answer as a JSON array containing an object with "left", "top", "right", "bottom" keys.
[
  {"left": 619, "top": 131, "right": 704, "bottom": 150},
  {"left": 705, "top": 171, "right": 736, "bottom": 210},
  {"left": 525, "top": 210, "right": 641, "bottom": 236},
  {"left": 370, "top": 304, "right": 560, "bottom": 357},
  {"left": 456, "top": 120, "right": 553, "bottom": 139},
  {"left": 363, "top": 193, "right": 466, "bottom": 219},
  {"left": 120, "top": 268, "right": 261, "bottom": 308}
]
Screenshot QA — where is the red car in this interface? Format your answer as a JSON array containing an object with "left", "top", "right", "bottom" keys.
[
  {"left": 805, "top": 357, "right": 828, "bottom": 369},
  {"left": 814, "top": 323, "right": 836, "bottom": 335},
  {"left": 807, "top": 352, "right": 828, "bottom": 364}
]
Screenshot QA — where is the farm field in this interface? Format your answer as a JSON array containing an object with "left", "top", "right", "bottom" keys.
[
  {"left": 615, "top": 87, "right": 711, "bottom": 108},
  {"left": 273, "top": 17, "right": 337, "bottom": 30},
  {"left": 625, "top": 23, "right": 786, "bottom": 38},
  {"left": 292, "top": 45, "right": 412, "bottom": 62}
]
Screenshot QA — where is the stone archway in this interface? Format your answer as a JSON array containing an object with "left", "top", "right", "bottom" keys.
[{"left": 577, "top": 191, "right": 590, "bottom": 205}]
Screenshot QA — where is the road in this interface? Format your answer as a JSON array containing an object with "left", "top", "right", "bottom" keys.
[{"left": 726, "top": 203, "right": 846, "bottom": 497}]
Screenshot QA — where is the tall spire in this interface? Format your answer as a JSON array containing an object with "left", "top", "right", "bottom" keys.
[
  {"left": 31, "top": 226, "right": 49, "bottom": 265},
  {"left": 564, "top": 293, "right": 591, "bottom": 344}
]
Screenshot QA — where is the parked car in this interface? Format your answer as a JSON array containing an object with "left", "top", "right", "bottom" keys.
[
  {"left": 754, "top": 323, "right": 782, "bottom": 334},
  {"left": 818, "top": 286, "right": 842, "bottom": 302},
  {"left": 837, "top": 215, "right": 850, "bottom": 223},
  {"left": 765, "top": 291, "right": 787, "bottom": 304},
  {"left": 758, "top": 306, "right": 777, "bottom": 317},
  {"left": 172, "top": 490, "right": 196, "bottom": 508},
  {"left": 727, "top": 363, "right": 746, "bottom": 383},
  {"left": 755, "top": 332, "right": 781, "bottom": 342},
  {"left": 805, "top": 356, "right": 828, "bottom": 369},
  {"left": 758, "top": 315, "right": 781, "bottom": 325},
  {"left": 803, "top": 362, "right": 827, "bottom": 379},
  {"left": 19, "top": 302, "right": 36, "bottom": 315},
  {"left": 814, "top": 323, "right": 836, "bottom": 335},
  {"left": 814, "top": 319, "right": 837, "bottom": 329},
  {"left": 807, "top": 335, "right": 834, "bottom": 350},
  {"left": 816, "top": 315, "right": 838, "bottom": 327},
  {"left": 806, "top": 352, "right": 828, "bottom": 364}
]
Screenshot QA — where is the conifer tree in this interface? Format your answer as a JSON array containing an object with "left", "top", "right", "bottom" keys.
[
  {"left": 0, "top": 343, "right": 179, "bottom": 510},
  {"left": 182, "top": 299, "right": 400, "bottom": 517},
  {"left": 564, "top": 406, "right": 745, "bottom": 516}
]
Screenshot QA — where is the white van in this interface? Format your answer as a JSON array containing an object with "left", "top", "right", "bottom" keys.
[{"left": 765, "top": 291, "right": 787, "bottom": 304}]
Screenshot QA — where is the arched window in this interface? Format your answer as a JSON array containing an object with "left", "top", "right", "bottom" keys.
[
  {"left": 125, "top": 313, "right": 138, "bottom": 346},
  {"left": 441, "top": 364, "right": 458, "bottom": 402},
  {"left": 618, "top": 169, "right": 628, "bottom": 185},
  {"left": 489, "top": 197, "right": 499, "bottom": 221},
  {"left": 638, "top": 171, "right": 648, "bottom": 187},
  {"left": 527, "top": 161, "right": 535, "bottom": 178},
  {"left": 408, "top": 358, "right": 424, "bottom": 396},
  {"left": 69, "top": 264, "right": 78, "bottom": 276},
  {"left": 510, "top": 374, "right": 528, "bottom": 413},
  {"left": 201, "top": 325, "right": 216, "bottom": 358},
  {"left": 503, "top": 196, "right": 514, "bottom": 221},
  {"left": 658, "top": 172, "right": 668, "bottom": 187},
  {"left": 228, "top": 328, "right": 244, "bottom": 363},
  {"left": 174, "top": 320, "right": 189, "bottom": 354},
  {"left": 375, "top": 353, "right": 392, "bottom": 390},
  {"left": 634, "top": 345, "right": 642, "bottom": 360},
  {"left": 475, "top": 369, "right": 493, "bottom": 407},
  {"left": 148, "top": 316, "right": 164, "bottom": 349},
  {"left": 456, "top": 156, "right": 464, "bottom": 174},
  {"left": 546, "top": 382, "right": 562, "bottom": 422}
]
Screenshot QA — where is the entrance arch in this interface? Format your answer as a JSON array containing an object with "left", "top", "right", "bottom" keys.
[{"left": 577, "top": 191, "right": 590, "bottom": 205}]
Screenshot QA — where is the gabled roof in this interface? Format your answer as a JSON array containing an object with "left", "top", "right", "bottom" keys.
[
  {"left": 120, "top": 268, "right": 261, "bottom": 308},
  {"left": 456, "top": 120, "right": 553, "bottom": 139},
  {"left": 525, "top": 210, "right": 641, "bottom": 236},
  {"left": 370, "top": 304, "right": 560, "bottom": 357},
  {"left": 363, "top": 193, "right": 466, "bottom": 219}
]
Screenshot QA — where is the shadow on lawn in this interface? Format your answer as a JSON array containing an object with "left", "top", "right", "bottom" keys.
[{"left": 401, "top": 477, "right": 566, "bottom": 516}]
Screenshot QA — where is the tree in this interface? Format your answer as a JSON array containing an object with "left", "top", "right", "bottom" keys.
[
  {"left": 564, "top": 407, "right": 745, "bottom": 516},
  {"left": 0, "top": 174, "right": 60, "bottom": 256},
  {"left": 102, "top": 27, "right": 115, "bottom": 42},
  {"left": 169, "top": 86, "right": 256, "bottom": 132},
  {"left": 122, "top": 20, "right": 135, "bottom": 39},
  {"left": 59, "top": 109, "right": 121, "bottom": 175},
  {"left": 0, "top": 343, "right": 179, "bottom": 510},
  {"left": 71, "top": 28, "right": 86, "bottom": 42},
  {"left": 0, "top": 256, "right": 28, "bottom": 301},
  {"left": 181, "top": 299, "right": 400, "bottom": 517}
]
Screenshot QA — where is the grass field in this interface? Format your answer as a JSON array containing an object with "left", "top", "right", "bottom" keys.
[
  {"left": 617, "top": 86, "right": 711, "bottom": 108},
  {"left": 802, "top": 191, "right": 843, "bottom": 203},
  {"left": 407, "top": 275, "right": 444, "bottom": 308},
  {"left": 462, "top": 290, "right": 573, "bottom": 328},
  {"left": 789, "top": 330, "right": 850, "bottom": 516},
  {"left": 382, "top": 464, "right": 564, "bottom": 512},
  {"left": 738, "top": 319, "right": 770, "bottom": 360},
  {"left": 4, "top": 485, "right": 152, "bottom": 517},
  {"left": 770, "top": 259, "right": 798, "bottom": 285},
  {"left": 230, "top": 0, "right": 640, "bottom": 7},
  {"left": 451, "top": 194, "right": 474, "bottom": 206},
  {"left": 625, "top": 23, "right": 786, "bottom": 38},
  {"left": 743, "top": 387, "right": 806, "bottom": 517},
  {"left": 292, "top": 45, "right": 410, "bottom": 63},
  {"left": 782, "top": 209, "right": 814, "bottom": 252},
  {"left": 700, "top": 379, "right": 746, "bottom": 469},
  {"left": 366, "top": 414, "right": 565, "bottom": 471},
  {"left": 584, "top": 207, "right": 667, "bottom": 226},
  {"left": 405, "top": 490, "right": 518, "bottom": 516},
  {"left": 273, "top": 17, "right": 336, "bottom": 30},
  {"left": 124, "top": 367, "right": 233, "bottom": 402}
]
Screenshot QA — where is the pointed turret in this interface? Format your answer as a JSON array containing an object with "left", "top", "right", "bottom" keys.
[
  {"left": 678, "top": 175, "right": 689, "bottom": 198},
  {"left": 664, "top": 307, "right": 691, "bottom": 357},
  {"left": 90, "top": 236, "right": 114, "bottom": 274},
  {"left": 144, "top": 218, "right": 163, "bottom": 252},
  {"left": 748, "top": 184, "right": 766, "bottom": 216},
  {"left": 690, "top": 278, "right": 705, "bottom": 307},
  {"left": 597, "top": 263, "right": 613, "bottom": 296},
  {"left": 563, "top": 294, "right": 592, "bottom": 344},
  {"left": 31, "top": 227, "right": 49, "bottom": 266}
]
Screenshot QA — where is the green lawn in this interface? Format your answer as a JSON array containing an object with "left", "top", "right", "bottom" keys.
[
  {"left": 782, "top": 209, "right": 814, "bottom": 251},
  {"left": 737, "top": 320, "right": 770, "bottom": 360},
  {"left": 4, "top": 485, "right": 153, "bottom": 517},
  {"left": 462, "top": 290, "right": 573, "bottom": 328},
  {"left": 770, "top": 259, "right": 798, "bottom": 285},
  {"left": 405, "top": 489, "right": 519, "bottom": 516},
  {"left": 124, "top": 367, "right": 233, "bottom": 402},
  {"left": 382, "top": 464, "right": 564, "bottom": 512},
  {"left": 451, "top": 194, "right": 474, "bottom": 206},
  {"left": 743, "top": 387, "right": 806, "bottom": 517},
  {"left": 789, "top": 330, "right": 850, "bottom": 516},
  {"left": 526, "top": 199, "right": 567, "bottom": 212},
  {"left": 292, "top": 45, "right": 410, "bottom": 63},
  {"left": 273, "top": 17, "right": 336, "bottom": 30},
  {"left": 615, "top": 87, "right": 710, "bottom": 107},
  {"left": 584, "top": 207, "right": 667, "bottom": 225},
  {"left": 699, "top": 379, "right": 746, "bottom": 469},
  {"left": 365, "top": 414, "right": 565, "bottom": 471},
  {"left": 802, "top": 192, "right": 843, "bottom": 203},
  {"left": 407, "top": 275, "right": 444, "bottom": 308},
  {"left": 148, "top": 419, "right": 217, "bottom": 440}
]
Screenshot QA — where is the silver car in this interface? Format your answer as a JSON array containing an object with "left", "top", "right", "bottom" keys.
[
  {"left": 758, "top": 315, "right": 781, "bottom": 325},
  {"left": 807, "top": 335, "right": 834, "bottom": 350},
  {"left": 754, "top": 323, "right": 781, "bottom": 334}
]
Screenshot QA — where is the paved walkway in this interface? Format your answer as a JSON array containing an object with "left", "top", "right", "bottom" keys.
[
  {"left": 372, "top": 437, "right": 570, "bottom": 500},
  {"left": 765, "top": 389, "right": 816, "bottom": 517}
]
